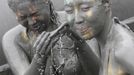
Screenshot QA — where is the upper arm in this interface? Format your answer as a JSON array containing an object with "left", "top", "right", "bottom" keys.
[
  {"left": 114, "top": 41, "right": 134, "bottom": 75},
  {"left": 114, "top": 26, "right": 134, "bottom": 74},
  {"left": 2, "top": 25, "right": 30, "bottom": 75}
]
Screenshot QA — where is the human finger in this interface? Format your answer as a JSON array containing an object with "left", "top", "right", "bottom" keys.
[
  {"left": 36, "top": 32, "right": 50, "bottom": 51},
  {"left": 33, "top": 31, "right": 46, "bottom": 48},
  {"left": 43, "top": 37, "right": 59, "bottom": 56}
]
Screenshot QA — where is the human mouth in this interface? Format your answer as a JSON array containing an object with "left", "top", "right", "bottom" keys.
[
  {"left": 76, "top": 26, "right": 93, "bottom": 40},
  {"left": 31, "top": 23, "right": 46, "bottom": 32}
]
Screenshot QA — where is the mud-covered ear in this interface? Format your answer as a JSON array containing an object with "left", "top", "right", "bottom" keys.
[{"left": 101, "top": 0, "right": 111, "bottom": 13}]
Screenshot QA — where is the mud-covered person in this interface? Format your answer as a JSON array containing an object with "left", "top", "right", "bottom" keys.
[
  {"left": 2, "top": 0, "right": 59, "bottom": 75},
  {"left": 64, "top": 0, "right": 134, "bottom": 75},
  {"left": 2, "top": 0, "right": 100, "bottom": 75}
]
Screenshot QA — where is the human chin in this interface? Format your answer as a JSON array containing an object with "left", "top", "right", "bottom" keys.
[{"left": 82, "top": 32, "right": 94, "bottom": 40}]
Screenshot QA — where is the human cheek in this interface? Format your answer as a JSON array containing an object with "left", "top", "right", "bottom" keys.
[
  {"left": 38, "top": 16, "right": 45, "bottom": 22},
  {"left": 86, "top": 7, "right": 105, "bottom": 36},
  {"left": 85, "top": 9, "right": 93, "bottom": 19},
  {"left": 85, "top": 7, "right": 102, "bottom": 28},
  {"left": 38, "top": 14, "right": 49, "bottom": 24},
  {"left": 76, "top": 8, "right": 98, "bottom": 39},
  {"left": 18, "top": 19, "right": 28, "bottom": 27},
  {"left": 85, "top": 7, "right": 99, "bottom": 23}
]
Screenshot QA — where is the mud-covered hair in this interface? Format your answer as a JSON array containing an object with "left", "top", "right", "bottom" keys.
[
  {"left": 8, "top": 0, "right": 60, "bottom": 26},
  {"left": 101, "top": 0, "right": 110, "bottom": 4}
]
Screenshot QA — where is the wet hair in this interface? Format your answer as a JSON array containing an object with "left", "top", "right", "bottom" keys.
[{"left": 8, "top": 0, "right": 60, "bottom": 27}]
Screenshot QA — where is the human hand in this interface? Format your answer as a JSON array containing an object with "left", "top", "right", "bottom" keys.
[{"left": 33, "top": 22, "right": 69, "bottom": 64}]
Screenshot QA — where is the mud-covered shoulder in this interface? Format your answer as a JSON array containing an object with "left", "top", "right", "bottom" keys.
[{"left": 112, "top": 18, "right": 134, "bottom": 75}]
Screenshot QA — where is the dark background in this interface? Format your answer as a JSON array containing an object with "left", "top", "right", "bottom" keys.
[{"left": 0, "top": 0, "right": 134, "bottom": 74}]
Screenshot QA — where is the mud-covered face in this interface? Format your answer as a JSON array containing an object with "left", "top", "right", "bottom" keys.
[
  {"left": 64, "top": 0, "right": 110, "bottom": 40},
  {"left": 15, "top": 1, "right": 50, "bottom": 33}
]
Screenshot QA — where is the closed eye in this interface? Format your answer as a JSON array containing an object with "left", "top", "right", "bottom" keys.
[
  {"left": 65, "top": 6, "right": 73, "bottom": 14},
  {"left": 31, "top": 12, "right": 40, "bottom": 17},
  {"left": 80, "top": 4, "right": 90, "bottom": 12}
]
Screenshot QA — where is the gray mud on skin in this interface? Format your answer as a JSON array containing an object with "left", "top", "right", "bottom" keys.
[{"left": 0, "top": 0, "right": 134, "bottom": 74}]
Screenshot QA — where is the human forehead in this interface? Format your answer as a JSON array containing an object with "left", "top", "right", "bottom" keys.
[
  {"left": 64, "top": 0, "right": 98, "bottom": 5},
  {"left": 17, "top": 1, "right": 49, "bottom": 13}
]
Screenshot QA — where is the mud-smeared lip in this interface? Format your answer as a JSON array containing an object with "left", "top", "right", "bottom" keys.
[
  {"left": 81, "top": 28, "right": 90, "bottom": 35},
  {"left": 76, "top": 26, "right": 90, "bottom": 35},
  {"left": 76, "top": 26, "right": 93, "bottom": 40}
]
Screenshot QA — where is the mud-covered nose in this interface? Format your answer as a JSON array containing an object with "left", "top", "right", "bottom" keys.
[
  {"left": 75, "top": 14, "right": 84, "bottom": 24},
  {"left": 27, "top": 17, "right": 36, "bottom": 25}
]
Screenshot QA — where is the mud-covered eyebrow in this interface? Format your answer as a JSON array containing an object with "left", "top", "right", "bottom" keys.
[{"left": 79, "top": 1, "right": 94, "bottom": 6}]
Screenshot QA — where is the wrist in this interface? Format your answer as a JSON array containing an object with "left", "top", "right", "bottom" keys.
[
  {"left": 30, "top": 54, "right": 47, "bottom": 75},
  {"left": 33, "top": 53, "right": 48, "bottom": 65}
]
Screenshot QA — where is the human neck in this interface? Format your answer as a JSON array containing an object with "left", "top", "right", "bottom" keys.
[{"left": 96, "top": 17, "right": 113, "bottom": 49}]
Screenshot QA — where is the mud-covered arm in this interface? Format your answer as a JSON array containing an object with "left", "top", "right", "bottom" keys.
[
  {"left": 2, "top": 25, "right": 30, "bottom": 75},
  {"left": 2, "top": 23, "right": 71, "bottom": 75},
  {"left": 69, "top": 30, "right": 101, "bottom": 75},
  {"left": 24, "top": 23, "right": 69, "bottom": 75},
  {"left": 2, "top": 25, "right": 58, "bottom": 75},
  {"left": 2, "top": 31, "right": 47, "bottom": 75},
  {"left": 114, "top": 23, "right": 134, "bottom": 75}
]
